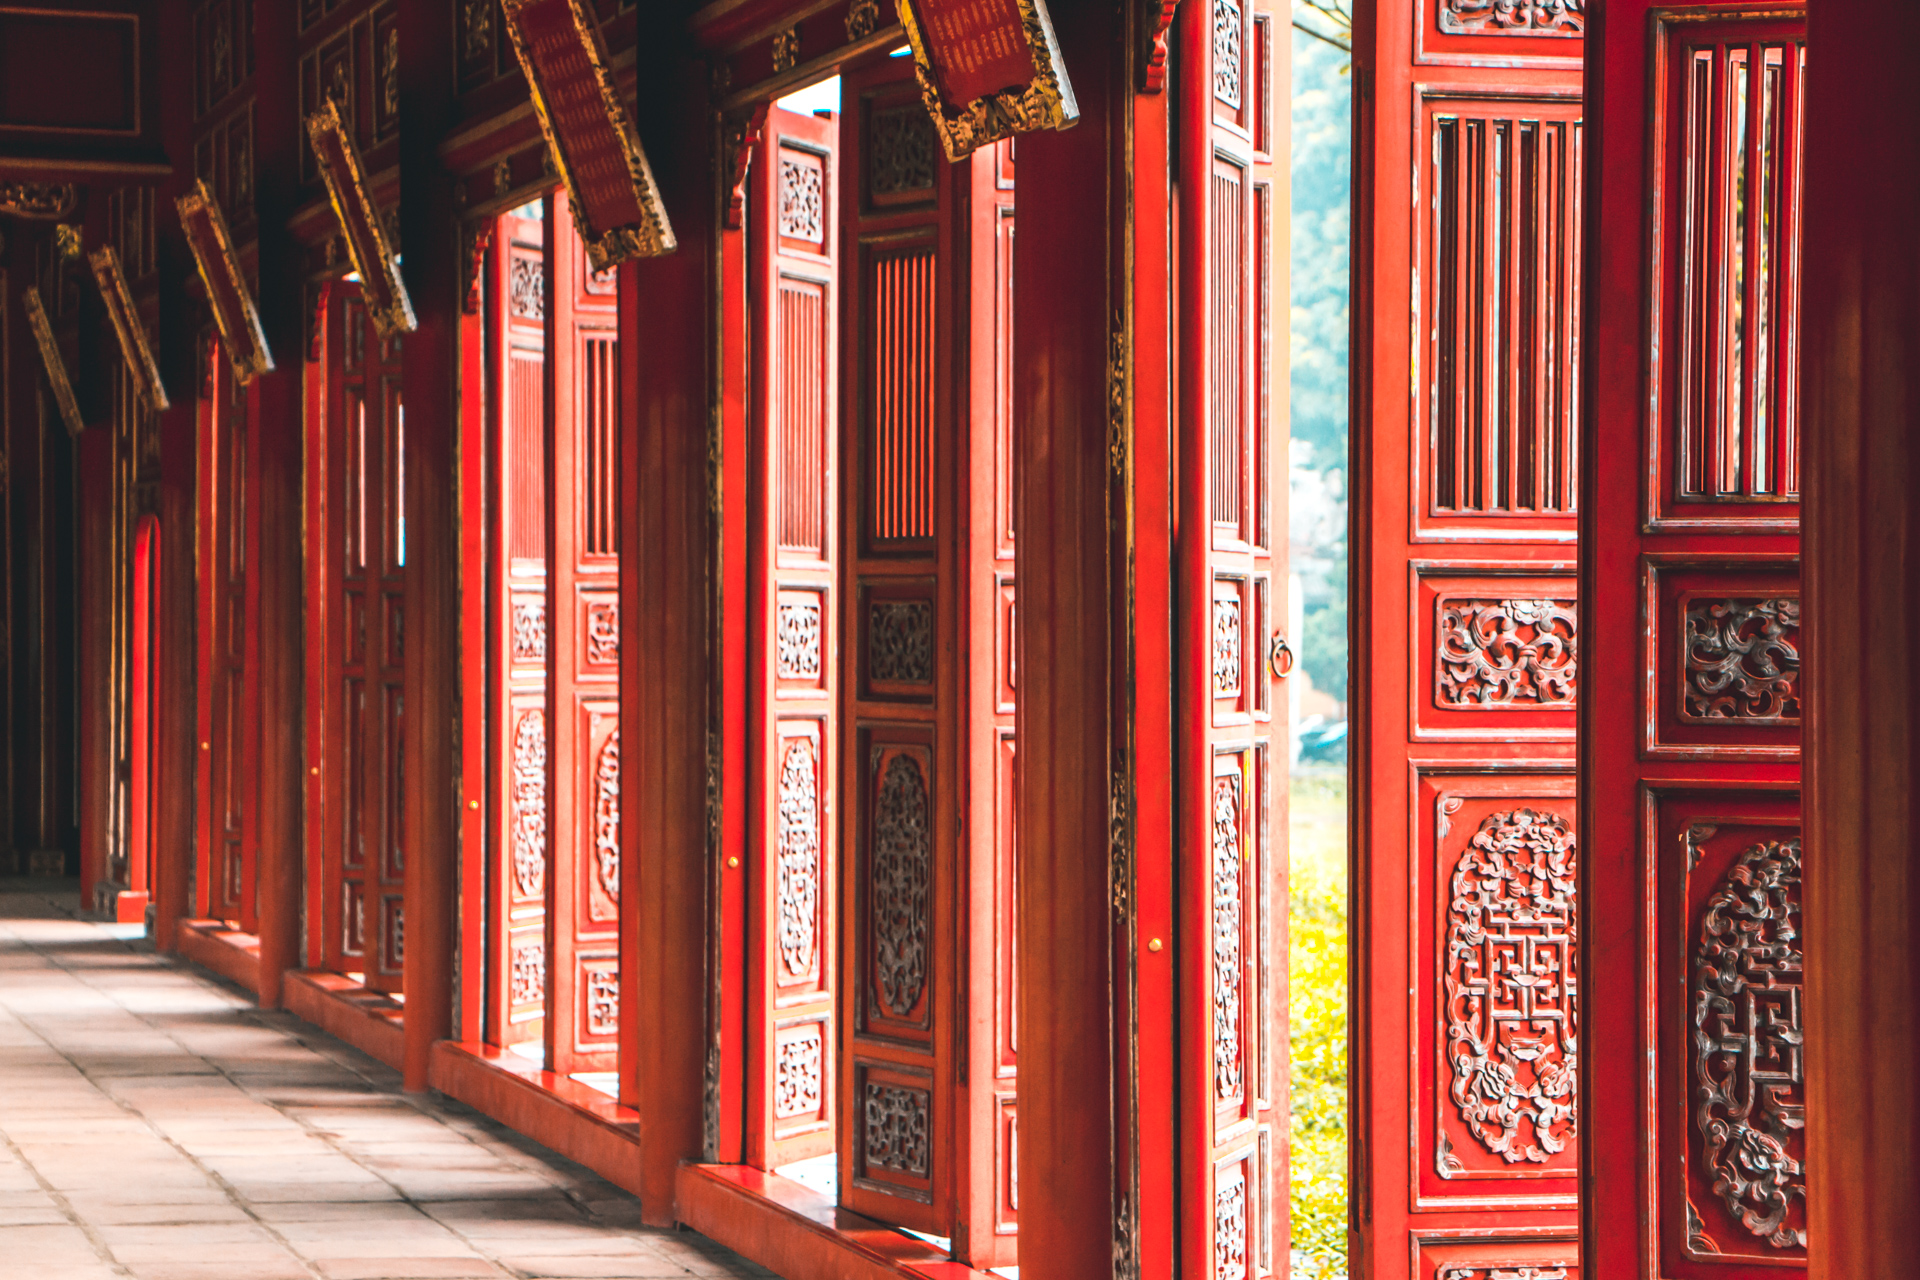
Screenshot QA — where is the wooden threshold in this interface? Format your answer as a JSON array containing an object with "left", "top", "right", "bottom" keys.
[
  {"left": 675, "top": 1163, "right": 993, "bottom": 1280},
  {"left": 428, "top": 1040, "right": 643, "bottom": 1196},
  {"left": 282, "top": 970, "right": 406, "bottom": 1069},
  {"left": 176, "top": 919, "right": 261, "bottom": 994}
]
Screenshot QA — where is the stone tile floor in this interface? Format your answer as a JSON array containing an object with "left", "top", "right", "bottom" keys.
[{"left": 0, "top": 884, "right": 779, "bottom": 1280}]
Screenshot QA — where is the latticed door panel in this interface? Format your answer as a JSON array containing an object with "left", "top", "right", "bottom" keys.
[
  {"left": 546, "top": 188, "right": 622, "bottom": 1076},
  {"left": 195, "top": 343, "right": 256, "bottom": 930},
  {"left": 487, "top": 210, "right": 550, "bottom": 1051},
  {"left": 321, "top": 285, "right": 407, "bottom": 991},
  {"left": 1177, "top": 1, "right": 1288, "bottom": 1274},
  {"left": 1583, "top": 6, "right": 1805, "bottom": 1279},
  {"left": 832, "top": 57, "right": 1017, "bottom": 1265},
  {"left": 747, "top": 104, "right": 840, "bottom": 1173},
  {"left": 1350, "top": 0, "right": 1586, "bottom": 1263}
]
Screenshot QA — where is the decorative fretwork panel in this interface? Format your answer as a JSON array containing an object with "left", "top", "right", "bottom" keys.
[
  {"left": 777, "top": 736, "right": 822, "bottom": 984},
  {"left": 778, "top": 278, "right": 830, "bottom": 554},
  {"left": 1437, "top": 598, "right": 1578, "bottom": 707},
  {"left": 870, "top": 749, "right": 932, "bottom": 1026},
  {"left": 1688, "top": 830, "right": 1805, "bottom": 1257},
  {"left": 1438, "top": 0, "right": 1583, "bottom": 36},
  {"left": 1425, "top": 100, "right": 1583, "bottom": 525},
  {"left": 865, "top": 246, "right": 937, "bottom": 542},
  {"left": 1653, "top": 19, "right": 1806, "bottom": 527},
  {"left": 1680, "top": 594, "right": 1799, "bottom": 723},
  {"left": 1443, "top": 810, "right": 1578, "bottom": 1167}
]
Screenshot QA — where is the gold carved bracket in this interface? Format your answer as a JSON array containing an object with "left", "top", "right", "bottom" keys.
[{"left": 0, "top": 181, "right": 78, "bottom": 220}]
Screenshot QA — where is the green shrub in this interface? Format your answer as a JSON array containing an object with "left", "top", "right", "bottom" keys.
[{"left": 1289, "top": 772, "right": 1349, "bottom": 1278}]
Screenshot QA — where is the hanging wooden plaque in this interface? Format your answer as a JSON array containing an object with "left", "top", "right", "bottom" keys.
[
  {"left": 177, "top": 179, "right": 274, "bottom": 383},
  {"left": 305, "top": 97, "right": 417, "bottom": 339},
  {"left": 896, "top": 0, "right": 1078, "bottom": 160},
  {"left": 21, "top": 286, "right": 84, "bottom": 437},
  {"left": 89, "top": 245, "right": 170, "bottom": 411},
  {"left": 499, "top": 0, "right": 676, "bottom": 269}
]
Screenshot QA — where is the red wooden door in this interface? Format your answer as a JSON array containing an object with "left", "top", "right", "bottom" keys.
[
  {"left": 544, "top": 188, "right": 622, "bottom": 1076},
  {"left": 321, "top": 286, "right": 408, "bottom": 991},
  {"left": 1175, "top": 2, "right": 1288, "bottom": 1275},
  {"left": 833, "top": 57, "right": 1019, "bottom": 1265},
  {"left": 488, "top": 207, "right": 550, "bottom": 1050},
  {"left": 1350, "top": 0, "right": 1585, "bottom": 1269},
  {"left": 130, "top": 512, "right": 158, "bottom": 908},
  {"left": 195, "top": 345, "right": 257, "bottom": 929},
  {"left": 1582, "top": 4, "right": 1805, "bottom": 1277},
  {"left": 958, "top": 132, "right": 1018, "bottom": 1266},
  {"left": 745, "top": 103, "right": 841, "bottom": 1173}
]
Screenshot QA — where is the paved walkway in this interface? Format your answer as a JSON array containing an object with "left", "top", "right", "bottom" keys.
[{"left": 0, "top": 885, "right": 776, "bottom": 1280}]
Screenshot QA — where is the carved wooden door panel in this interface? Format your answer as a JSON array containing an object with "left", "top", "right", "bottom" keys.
[
  {"left": 746, "top": 104, "right": 840, "bottom": 1172},
  {"left": 1175, "top": 2, "right": 1289, "bottom": 1275},
  {"left": 545, "top": 189, "right": 622, "bottom": 1076},
  {"left": 1347, "top": 0, "right": 1586, "bottom": 1268},
  {"left": 958, "top": 134, "right": 1017, "bottom": 1268},
  {"left": 320, "top": 285, "right": 408, "bottom": 991},
  {"left": 487, "top": 209, "right": 549, "bottom": 1050},
  {"left": 196, "top": 344, "right": 257, "bottom": 928},
  {"left": 1582, "top": 5, "right": 1805, "bottom": 1278},
  {"left": 837, "top": 60, "right": 954, "bottom": 1239}
]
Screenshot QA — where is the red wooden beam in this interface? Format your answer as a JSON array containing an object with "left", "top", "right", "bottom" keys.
[
  {"left": 397, "top": 0, "right": 463, "bottom": 1093},
  {"left": 624, "top": 45, "right": 720, "bottom": 1222},
  {"left": 1010, "top": 1, "right": 1121, "bottom": 1273}
]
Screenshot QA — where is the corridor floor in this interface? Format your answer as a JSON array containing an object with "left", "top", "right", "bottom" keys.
[{"left": 0, "top": 884, "right": 778, "bottom": 1280}]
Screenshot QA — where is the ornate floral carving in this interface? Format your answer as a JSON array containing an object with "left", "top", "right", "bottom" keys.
[
  {"left": 778, "top": 738, "right": 821, "bottom": 978},
  {"left": 1213, "top": 595, "right": 1242, "bottom": 696},
  {"left": 509, "top": 253, "right": 545, "bottom": 319},
  {"left": 586, "top": 968, "right": 618, "bottom": 1037},
  {"left": 1139, "top": 0, "right": 1181, "bottom": 93},
  {"left": 511, "top": 711, "right": 548, "bottom": 899},
  {"left": 1693, "top": 837, "right": 1805, "bottom": 1250},
  {"left": 1212, "top": 0, "right": 1242, "bottom": 108},
  {"left": 1438, "top": 598, "right": 1578, "bottom": 707},
  {"left": 1438, "top": 0, "right": 1584, "bottom": 35},
  {"left": 1213, "top": 774, "right": 1244, "bottom": 1100},
  {"left": 863, "top": 1081, "right": 930, "bottom": 1176},
  {"left": 512, "top": 598, "right": 546, "bottom": 662},
  {"left": 1445, "top": 809, "right": 1578, "bottom": 1164},
  {"left": 594, "top": 732, "right": 620, "bottom": 907},
  {"left": 870, "top": 600, "right": 934, "bottom": 684},
  {"left": 388, "top": 903, "right": 405, "bottom": 964},
  {"left": 872, "top": 753, "right": 931, "bottom": 1018},
  {"left": 846, "top": 0, "right": 883, "bottom": 40},
  {"left": 586, "top": 601, "right": 619, "bottom": 665},
  {"left": 771, "top": 25, "right": 800, "bottom": 73},
  {"left": 1214, "top": 1168, "right": 1247, "bottom": 1280},
  {"left": 777, "top": 598, "right": 822, "bottom": 679},
  {"left": 1683, "top": 597, "right": 1800, "bottom": 722},
  {"left": 870, "top": 106, "right": 937, "bottom": 197},
  {"left": 779, "top": 157, "right": 824, "bottom": 241},
  {"left": 774, "top": 1031, "right": 823, "bottom": 1118},
  {"left": 511, "top": 940, "right": 545, "bottom": 1005},
  {"left": 382, "top": 28, "right": 400, "bottom": 117},
  {"left": 461, "top": 0, "right": 493, "bottom": 59},
  {"left": 1436, "top": 1268, "right": 1571, "bottom": 1280}
]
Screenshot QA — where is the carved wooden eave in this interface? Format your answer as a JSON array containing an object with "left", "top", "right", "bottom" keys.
[{"left": 690, "top": 0, "right": 905, "bottom": 110}]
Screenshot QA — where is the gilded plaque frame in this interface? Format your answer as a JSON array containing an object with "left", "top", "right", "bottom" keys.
[
  {"left": 305, "top": 97, "right": 418, "bottom": 339},
  {"left": 895, "top": 0, "right": 1080, "bottom": 161},
  {"left": 177, "top": 179, "right": 274, "bottom": 384},
  {"left": 500, "top": 0, "right": 676, "bottom": 269},
  {"left": 21, "top": 287, "right": 85, "bottom": 437},
  {"left": 89, "top": 245, "right": 170, "bottom": 412}
]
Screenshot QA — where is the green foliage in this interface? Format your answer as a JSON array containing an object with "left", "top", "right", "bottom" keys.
[
  {"left": 1289, "top": 774, "right": 1349, "bottom": 1276},
  {"left": 1301, "top": 594, "right": 1348, "bottom": 701}
]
